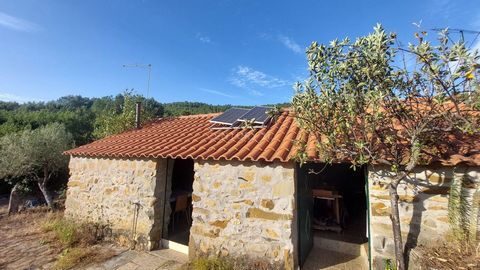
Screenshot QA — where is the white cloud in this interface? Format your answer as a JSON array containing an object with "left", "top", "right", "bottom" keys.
[
  {"left": 0, "top": 12, "right": 39, "bottom": 32},
  {"left": 196, "top": 33, "right": 212, "bottom": 43},
  {"left": 0, "top": 92, "right": 40, "bottom": 103},
  {"left": 199, "top": 88, "right": 236, "bottom": 98},
  {"left": 230, "top": 66, "right": 288, "bottom": 88},
  {"left": 228, "top": 66, "right": 290, "bottom": 97},
  {"left": 278, "top": 35, "right": 303, "bottom": 54}
]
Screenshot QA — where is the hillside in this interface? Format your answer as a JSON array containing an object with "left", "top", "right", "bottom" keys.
[{"left": 0, "top": 94, "right": 290, "bottom": 146}]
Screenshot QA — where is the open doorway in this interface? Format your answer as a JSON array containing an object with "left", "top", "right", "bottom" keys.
[
  {"left": 166, "top": 158, "right": 194, "bottom": 246},
  {"left": 296, "top": 162, "right": 369, "bottom": 268},
  {"left": 307, "top": 163, "right": 368, "bottom": 244}
]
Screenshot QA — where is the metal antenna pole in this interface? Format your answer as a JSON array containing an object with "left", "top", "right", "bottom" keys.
[
  {"left": 146, "top": 64, "right": 151, "bottom": 101},
  {"left": 431, "top": 28, "right": 480, "bottom": 47},
  {"left": 123, "top": 63, "right": 153, "bottom": 103},
  {"left": 122, "top": 63, "right": 153, "bottom": 110}
]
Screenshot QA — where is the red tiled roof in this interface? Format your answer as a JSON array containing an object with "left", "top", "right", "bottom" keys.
[
  {"left": 65, "top": 112, "right": 314, "bottom": 163},
  {"left": 64, "top": 112, "right": 480, "bottom": 166}
]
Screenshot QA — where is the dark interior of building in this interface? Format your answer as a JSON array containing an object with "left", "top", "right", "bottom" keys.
[
  {"left": 166, "top": 158, "right": 194, "bottom": 245},
  {"left": 302, "top": 162, "right": 368, "bottom": 244}
]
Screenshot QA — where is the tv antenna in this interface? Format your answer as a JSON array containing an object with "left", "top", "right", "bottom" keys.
[
  {"left": 122, "top": 63, "right": 152, "bottom": 101},
  {"left": 430, "top": 28, "right": 480, "bottom": 47}
]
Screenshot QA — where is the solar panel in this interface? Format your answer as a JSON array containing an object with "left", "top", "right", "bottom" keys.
[
  {"left": 210, "top": 108, "right": 249, "bottom": 125},
  {"left": 238, "top": 106, "right": 272, "bottom": 124}
]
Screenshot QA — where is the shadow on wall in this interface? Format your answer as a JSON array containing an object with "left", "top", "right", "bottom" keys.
[
  {"left": 372, "top": 167, "right": 454, "bottom": 269},
  {"left": 403, "top": 169, "right": 458, "bottom": 268},
  {"left": 403, "top": 192, "right": 432, "bottom": 267}
]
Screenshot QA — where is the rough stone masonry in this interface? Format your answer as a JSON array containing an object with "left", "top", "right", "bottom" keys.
[
  {"left": 189, "top": 160, "right": 297, "bottom": 270},
  {"left": 368, "top": 165, "right": 480, "bottom": 269},
  {"left": 64, "top": 156, "right": 298, "bottom": 269},
  {"left": 65, "top": 156, "right": 168, "bottom": 250}
]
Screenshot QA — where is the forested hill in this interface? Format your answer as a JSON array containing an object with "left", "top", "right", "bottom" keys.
[
  {"left": 162, "top": 102, "right": 290, "bottom": 116},
  {"left": 0, "top": 94, "right": 290, "bottom": 147},
  {"left": 162, "top": 102, "right": 232, "bottom": 116}
]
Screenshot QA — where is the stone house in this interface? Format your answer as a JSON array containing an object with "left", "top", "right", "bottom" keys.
[{"left": 64, "top": 110, "right": 480, "bottom": 269}]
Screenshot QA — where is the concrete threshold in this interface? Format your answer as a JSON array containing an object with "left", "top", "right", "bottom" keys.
[
  {"left": 314, "top": 235, "right": 368, "bottom": 257},
  {"left": 161, "top": 239, "right": 189, "bottom": 255}
]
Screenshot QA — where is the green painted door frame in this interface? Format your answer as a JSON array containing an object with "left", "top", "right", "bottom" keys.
[
  {"left": 295, "top": 163, "right": 372, "bottom": 269},
  {"left": 365, "top": 166, "right": 372, "bottom": 270},
  {"left": 295, "top": 163, "right": 314, "bottom": 267}
]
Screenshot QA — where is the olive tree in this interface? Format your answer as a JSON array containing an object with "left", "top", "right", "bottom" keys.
[
  {"left": 93, "top": 90, "right": 160, "bottom": 138},
  {"left": 0, "top": 123, "right": 73, "bottom": 212},
  {"left": 292, "top": 25, "right": 479, "bottom": 269}
]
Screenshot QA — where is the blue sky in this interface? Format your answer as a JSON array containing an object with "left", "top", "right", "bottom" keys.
[{"left": 0, "top": 0, "right": 479, "bottom": 105}]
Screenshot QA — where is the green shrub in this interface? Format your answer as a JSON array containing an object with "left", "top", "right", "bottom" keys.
[
  {"left": 42, "top": 219, "right": 79, "bottom": 247},
  {"left": 40, "top": 216, "right": 115, "bottom": 269},
  {"left": 42, "top": 217, "right": 106, "bottom": 248},
  {"left": 190, "top": 258, "right": 233, "bottom": 270},
  {"left": 448, "top": 171, "right": 479, "bottom": 244},
  {"left": 182, "top": 256, "right": 277, "bottom": 270},
  {"left": 384, "top": 258, "right": 396, "bottom": 270}
]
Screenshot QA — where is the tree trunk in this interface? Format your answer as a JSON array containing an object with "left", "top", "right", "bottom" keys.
[
  {"left": 38, "top": 181, "right": 54, "bottom": 208},
  {"left": 8, "top": 183, "right": 21, "bottom": 214},
  {"left": 389, "top": 179, "right": 406, "bottom": 270}
]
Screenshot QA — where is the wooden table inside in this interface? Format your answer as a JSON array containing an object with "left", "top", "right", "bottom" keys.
[{"left": 312, "top": 189, "right": 343, "bottom": 226}]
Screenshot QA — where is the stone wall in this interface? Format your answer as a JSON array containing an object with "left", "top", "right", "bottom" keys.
[
  {"left": 65, "top": 156, "right": 169, "bottom": 250},
  {"left": 190, "top": 160, "right": 296, "bottom": 270},
  {"left": 368, "top": 165, "right": 480, "bottom": 269}
]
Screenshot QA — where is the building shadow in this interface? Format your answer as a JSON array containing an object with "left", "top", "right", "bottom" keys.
[
  {"left": 404, "top": 193, "right": 427, "bottom": 269},
  {"left": 302, "top": 246, "right": 367, "bottom": 269},
  {"left": 403, "top": 169, "right": 451, "bottom": 270}
]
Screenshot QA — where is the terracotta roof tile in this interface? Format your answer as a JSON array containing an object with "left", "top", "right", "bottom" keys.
[{"left": 64, "top": 111, "right": 480, "bottom": 166}]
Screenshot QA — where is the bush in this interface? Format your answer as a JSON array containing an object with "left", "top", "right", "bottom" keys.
[
  {"left": 190, "top": 258, "right": 233, "bottom": 270},
  {"left": 183, "top": 256, "right": 276, "bottom": 270},
  {"left": 384, "top": 259, "right": 396, "bottom": 270},
  {"left": 42, "top": 219, "right": 79, "bottom": 247},
  {"left": 42, "top": 217, "right": 110, "bottom": 248},
  {"left": 41, "top": 216, "right": 115, "bottom": 269}
]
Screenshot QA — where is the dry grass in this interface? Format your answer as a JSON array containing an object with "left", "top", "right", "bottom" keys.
[
  {"left": 54, "top": 247, "right": 92, "bottom": 270},
  {"left": 185, "top": 258, "right": 234, "bottom": 270},
  {"left": 40, "top": 213, "right": 117, "bottom": 269},
  {"left": 41, "top": 216, "right": 100, "bottom": 248},
  {"left": 54, "top": 246, "right": 117, "bottom": 270},
  {"left": 0, "top": 199, "right": 63, "bottom": 269},
  {"left": 0, "top": 197, "right": 117, "bottom": 270},
  {"left": 415, "top": 241, "right": 479, "bottom": 270},
  {"left": 180, "top": 256, "right": 277, "bottom": 270}
]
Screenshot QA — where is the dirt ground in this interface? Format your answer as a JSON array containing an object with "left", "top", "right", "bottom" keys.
[
  {"left": 0, "top": 196, "right": 60, "bottom": 269},
  {"left": 0, "top": 196, "right": 122, "bottom": 270},
  {"left": 415, "top": 243, "right": 480, "bottom": 270}
]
